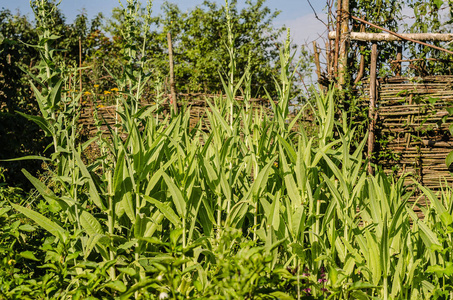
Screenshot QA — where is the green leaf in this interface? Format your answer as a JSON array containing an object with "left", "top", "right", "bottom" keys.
[
  {"left": 251, "top": 155, "right": 277, "bottom": 199},
  {"left": 407, "top": 208, "right": 440, "bottom": 247},
  {"left": 446, "top": 107, "right": 453, "bottom": 115},
  {"left": 121, "top": 191, "right": 136, "bottom": 223},
  {"left": 440, "top": 212, "right": 453, "bottom": 226},
  {"left": 80, "top": 210, "right": 104, "bottom": 236},
  {"left": 446, "top": 151, "right": 453, "bottom": 168},
  {"left": 268, "top": 191, "right": 281, "bottom": 230},
  {"left": 113, "top": 149, "right": 126, "bottom": 192},
  {"left": 350, "top": 290, "right": 370, "bottom": 300},
  {"left": 49, "top": 78, "right": 63, "bottom": 109},
  {"left": 205, "top": 100, "right": 232, "bottom": 136},
  {"left": 162, "top": 173, "right": 186, "bottom": 217},
  {"left": 144, "top": 195, "right": 181, "bottom": 226},
  {"left": 19, "top": 224, "right": 36, "bottom": 232},
  {"left": 119, "top": 279, "right": 155, "bottom": 300},
  {"left": 268, "top": 291, "right": 294, "bottom": 300},
  {"left": 118, "top": 240, "right": 138, "bottom": 250},
  {"left": 85, "top": 234, "right": 109, "bottom": 259},
  {"left": 11, "top": 203, "right": 65, "bottom": 240},
  {"left": 19, "top": 251, "right": 39, "bottom": 261},
  {"left": 118, "top": 267, "right": 136, "bottom": 276},
  {"left": 103, "top": 281, "right": 127, "bottom": 293},
  {"left": 0, "top": 207, "right": 11, "bottom": 217},
  {"left": 74, "top": 150, "right": 104, "bottom": 210},
  {"left": 279, "top": 145, "right": 300, "bottom": 207},
  {"left": 170, "top": 228, "right": 183, "bottom": 246},
  {"left": 347, "top": 281, "right": 378, "bottom": 291},
  {"left": 365, "top": 229, "right": 381, "bottom": 285},
  {"left": 290, "top": 242, "right": 304, "bottom": 258},
  {"left": 433, "top": 0, "right": 443, "bottom": 9},
  {"left": 16, "top": 112, "right": 53, "bottom": 137},
  {"left": 22, "top": 169, "right": 58, "bottom": 203},
  {"left": 0, "top": 155, "right": 50, "bottom": 162},
  {"left": 29, "top": 81, "right": 48, "bottom": 118},
  {"left": 449, "top": 123, "right": 453, "bottom": 136}
]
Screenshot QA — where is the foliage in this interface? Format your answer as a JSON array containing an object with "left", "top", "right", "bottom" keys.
[
  {"left": 2, "top": 0, "right": 453, "bottom": 299},
  {"left": 344, "top": 0, "right": 453, "bottom": 82},
  {"left": 349, "top": 0, "right": 403, "bottom": 79},
  {"left": 404, "top": 0, "right": 453, "bottom": 76},
  {"left": 100, "top": 0, "right": 310, "bottom": 99},
  {"left": 0, "top": 2, "right": 101, "bottom": 188},
  {"left": 153, "top": 0, "right": 285, "bottom": 96},
  {"left": 1, "top": 0, "right": 312, "bottom": 188}
]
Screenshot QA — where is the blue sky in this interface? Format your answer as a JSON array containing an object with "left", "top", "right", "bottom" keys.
[{"left": 1, "top": 0, "right": 328, "bottom": 46}]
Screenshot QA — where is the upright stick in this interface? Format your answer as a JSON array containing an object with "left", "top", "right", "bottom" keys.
[
  {"left": 334, "top": 0, "right": 341, "bottom": 77},
  {"left": 167, "top": 32, "right": 178, "bottom": 114},
  {"left": 368, "top": 43, "right": 378, "bottom": 175},
  {"left": 79, "top": 36, "right": 82, "bottom": 101},
  {"left": 338, "top": 0, "right": 349, "bottom": 88},
  {"left": 312, "top": 41, "right": 323, "bottom": 91},
  {"left": 395, "top": 43, "right": 403, "bottom": 76}
]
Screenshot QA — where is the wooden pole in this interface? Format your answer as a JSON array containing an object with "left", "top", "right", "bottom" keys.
[
  {"left": 368, "top": 43, "right": 378, "bottom": 175},
  {"left": 338, "top": 0, "right": 349, "bottom": 88},
  {"left": 327, "top": 40, "right": 333, "bottom": 81},
  {"left": 167, "top": 32, "right": 178, "bottom": 114},
  {"left": 334, "top": 0, "right": 342, "bottom": 77},
  {"left": 395, "top": 43, "right": 403, "bottom": 76},
  {"left": 349, "top": 16, "right": 453, "bottom": 55},
  {"left": 328, "top": 31, "right": 453, "bottom": 42},
  {"left": 79, "top": 36, "right": 82, "bottom": 100},
  {"left": 312, "top": 41, "right": 323, "bottom": 90},
  {"left": 354, "top": 24, "right": 366, "bottom": 84}
]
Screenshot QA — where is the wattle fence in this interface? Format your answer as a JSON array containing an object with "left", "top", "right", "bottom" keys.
[{"left": 362, "top": 75, "right": 453, "bottom": 210}]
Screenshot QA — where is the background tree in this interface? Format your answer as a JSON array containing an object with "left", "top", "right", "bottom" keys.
[
  {"left": 154, "top": 0, "right": 285, "bottom": 96},
  {"left": 339, "top": 0, "right": 453, "bottom": 82},
  {"left": 0, "top": 1, "right": 104, "bottom": 188},
  {"left": 104, "top": 0, "right": 310, "bottom": 98},
  {"left": 404, "top": 0, "right": 453, "bottom": 75},
  {"left": 0, "top": 8, "right": 46, "bottom": 189}
]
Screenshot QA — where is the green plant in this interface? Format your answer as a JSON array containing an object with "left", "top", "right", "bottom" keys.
[{"left": 6, "top": 1, "right": 453, "bottom": 299}]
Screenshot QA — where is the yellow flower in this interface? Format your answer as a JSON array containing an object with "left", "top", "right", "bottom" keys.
[
  {"left": 94, "top": 84, "right": 100, "bottom": 88},
  {"left": 97, "top": 104, "right": 105, "bottom": 108},
  {"left": 104, "top": 90, "right": 111, "bottom": 95},
  {"left": 110, "top": 87, "right": 119, "bottom": 92},
  {"left": 84, "top": 91, "right": 91, "bottom": 95}
]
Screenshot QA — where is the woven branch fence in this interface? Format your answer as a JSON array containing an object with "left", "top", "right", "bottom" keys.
[
  {"left": 361, "top": 75, "right": 453, "bottom": 210},
  {"left": 78, "top": 93, "right": 278, "bottom": 136}
]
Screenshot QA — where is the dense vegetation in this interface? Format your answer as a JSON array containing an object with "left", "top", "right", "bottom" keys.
[
  {"left": 0, "top": 0, "right": 309, "bottom": 188},
  {"left": 1, "top": 0, "right": 453, "bottom": 299}
]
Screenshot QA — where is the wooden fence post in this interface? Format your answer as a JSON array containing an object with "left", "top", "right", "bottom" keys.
[
  {"left": 79, "top": 36, "right": 82, "bottom": 102},
  {"left": 312, "top": 41, "right": 324, "bottom": 91},
  {"left": 368, "top": 43, "right": 378, "bottom": 175},
  {"left": 396, "top": 43, "right": 403, "bottom": 76},
  {"left": 338, "top": 0, "right": 350, "bottom": 88},
  {"left": 167, "top": 32, "right": 178, "bottom": 114},
  {"left": 334, "top": 0, "right": 342, "bottom": 77}
]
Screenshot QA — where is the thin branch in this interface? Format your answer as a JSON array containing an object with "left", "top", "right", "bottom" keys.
[{"left": 306, "top": 0, "right": 328, "bottom": 27}]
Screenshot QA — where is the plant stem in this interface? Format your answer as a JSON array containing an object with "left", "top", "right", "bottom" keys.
[{"left": 107, "top": 170, "right": 116, "bottom": 280}]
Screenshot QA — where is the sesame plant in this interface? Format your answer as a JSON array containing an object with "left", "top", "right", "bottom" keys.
[{"left": 3, "top": 0, "right": 453, "bottom": 299}]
